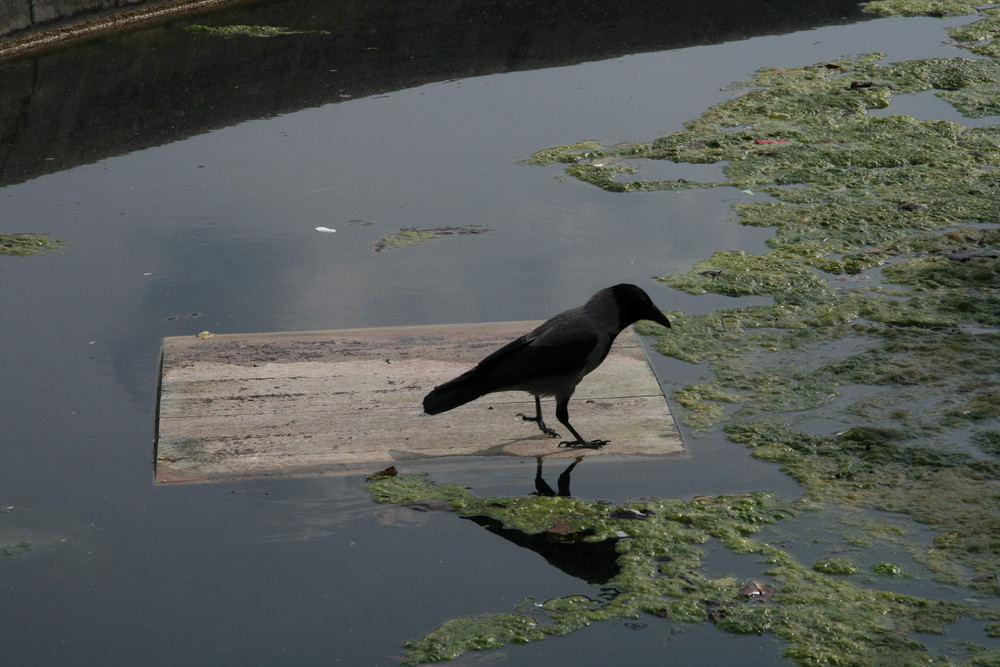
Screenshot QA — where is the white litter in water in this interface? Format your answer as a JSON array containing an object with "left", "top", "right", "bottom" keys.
[{"left": 315, "top": 227, "right": 337, "bottom": 233}]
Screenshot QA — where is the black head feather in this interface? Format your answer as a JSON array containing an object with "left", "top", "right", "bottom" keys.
[{"left": 610, "top": 284, "right": 672, "bottom": 330}]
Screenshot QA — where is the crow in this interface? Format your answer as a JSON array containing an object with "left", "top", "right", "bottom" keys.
[{"left": 422, "top": 283, "right": 672, "bottom": 448}]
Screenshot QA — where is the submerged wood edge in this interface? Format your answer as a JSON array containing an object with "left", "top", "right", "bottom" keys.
[{"left": 155, "top": 450, "right": 688, "bottom": 485}]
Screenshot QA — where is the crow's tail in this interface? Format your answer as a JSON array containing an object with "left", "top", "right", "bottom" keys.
[{"left": 422, "top": 371, "right": 491, "bottom": 415}]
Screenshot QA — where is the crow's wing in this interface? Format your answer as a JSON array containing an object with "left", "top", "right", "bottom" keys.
[
  {"left": 466, "top": 330, "right": 600, "bottom": 390},
  {"left": 422, "top": 325, "right": 601, "bottom": 414}
]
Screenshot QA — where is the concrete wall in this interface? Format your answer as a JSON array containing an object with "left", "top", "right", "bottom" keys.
[
  {"left": 1, "top": 1, "right": 33, "bottom": 34},
  {"left": 1, "top": 0, "right": 155, "bottom": 37}
]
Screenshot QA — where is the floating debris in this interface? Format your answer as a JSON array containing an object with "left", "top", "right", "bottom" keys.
[
  {"left": 607, "top": 508, "right": 655, "bottom": 520},
  {"left": 945, "top": 248, "right": 1000, "bottom": 261},
  {"left": 371, "top": 225, "right": 493, "bottom": 252},
  {"left": 738, "top": 581, "right": 775, "bottom": 599},
  {"left": 0, "top": 541, "right": 30, "bottom": 556},
  {"left": 366, "top": 466, "right": 398, "bottom": 481},
  {"left": 184, "top": 24, "right": 331, "bottom": 38},
  {"left": 1, "top": 232, "right": 64, "bottom": 256}
]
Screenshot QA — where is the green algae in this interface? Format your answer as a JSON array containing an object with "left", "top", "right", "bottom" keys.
[
  {"left": 862, "top": 0, "right": 981, "bottom": 17},
  {"left": 1, "top": 233, "right": 63, "bottom": 256},
  {"left": 939, "top": 83, "right": 1000, "bottom": 117},
  {"left": 372, "top": 228, "right": 442, "bottom": 252},
  {"left": 871, "top": 561, "right": 907, "bottom": 576},
  {"left": 532, "top": 38, "right": 1000, "bottom": 597},
  {"left": 361, "top": 8, "right": 1000, "bottom": 665},
  {"left": 663, "top": 250, "right": 833, "bottom": 297},
  {"left": 949, "top": 9, "right": 1000, "bottom": 65},
  {"left": 522, "top": 140, "right": 605, "bottom": 165},
  {"left": 183, "top": 24, "right": 330, "bottom": 38},
  {"left": 634, "top": 240, "right": 1000, "bottom": 592},
  {"left": 532, "top": 55, "right": 1000, "bottom": 229},
  {"left": 371, "top": 225, "right": 494, "bottom": 252},
  {"left": 972, "top": 430, "right": 1000, "bottom": 456},
  {"left": 0, "top": 540, "right": 30, "bottom": 556},
  {"left": 365, "top": 473, "right": 993, "bottom": 665},
  {"left": 727, "top": 422, "right": 1000, "bottom": 589},
  {"left": 813, "top": 556, "right": 861, "bottom": 575}
]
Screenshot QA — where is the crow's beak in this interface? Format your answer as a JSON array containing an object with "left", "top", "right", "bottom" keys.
[{"left": 648, "top": 309, "right": 671, "bottom": 329}]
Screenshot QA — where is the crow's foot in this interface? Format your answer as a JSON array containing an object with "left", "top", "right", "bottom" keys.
[
  {"left": 516, "top": 413, "right": 560, "bottom": 438},
  {"left": 558, "top": 439, "right": 608, "bottom": 449}
]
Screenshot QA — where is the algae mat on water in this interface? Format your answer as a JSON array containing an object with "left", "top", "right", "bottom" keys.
[
  {"left": 0, "top": 232, "right": 64, "bottom": 256},
  {"left": 366, "top": 4, "right": 1000, "bottom": 664},
  {"left": 366, "top": 473, "right": 996, "bottom": 665}
]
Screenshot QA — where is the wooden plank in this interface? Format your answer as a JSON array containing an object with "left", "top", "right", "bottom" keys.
[{"left": 156, "top": 322, "right": 685, "bottom": 484}]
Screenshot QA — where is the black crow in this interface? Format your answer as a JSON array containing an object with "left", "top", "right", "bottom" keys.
[{"left": 422, "top": 283, "right": 671, "bottom": 448}]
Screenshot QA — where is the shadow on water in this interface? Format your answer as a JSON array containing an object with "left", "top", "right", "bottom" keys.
[
  {"left": 0, "top": 0, "right": 872, "bottom": 187},
  {"left": 4, "top": 1, "right": 987, "bottom": 665}
]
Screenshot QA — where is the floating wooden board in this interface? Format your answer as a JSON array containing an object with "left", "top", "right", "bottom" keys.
[{"left": 155, "top": 322, "right": 685, "bottom": 484}]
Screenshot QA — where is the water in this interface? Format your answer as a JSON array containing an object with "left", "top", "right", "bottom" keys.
[{"left": 1, "top": 2, "right": 995, "bottom": 664}]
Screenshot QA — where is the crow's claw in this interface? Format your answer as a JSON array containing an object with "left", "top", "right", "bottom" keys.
[{"left": 516, "top": 413, "right": 560, "bottom": 438}]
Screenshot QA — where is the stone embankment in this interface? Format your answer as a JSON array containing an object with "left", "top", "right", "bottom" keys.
[{"left": 0, "top": 0, "right": 251, "bottom": 60}]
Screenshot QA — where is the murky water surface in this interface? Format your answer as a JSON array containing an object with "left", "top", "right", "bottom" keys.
[{"left": 1, "top": 3, "right": 995, "bottom": 664}]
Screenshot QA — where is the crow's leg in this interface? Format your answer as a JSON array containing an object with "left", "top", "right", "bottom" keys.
[
  {"left": 532, "top": 457, "right": 556, "bottom": 496},
  {"left": 555, "top": 396, "right": 608, "bottom": 448},
  {"left": 516, "top": 395, "right": 560, "bottom": 438},
  {"left": 532, "top": 455, "right": 584, "bottom": 496},
  {"left": 556, "top": 457, "right": 584, "bottom": 496}
]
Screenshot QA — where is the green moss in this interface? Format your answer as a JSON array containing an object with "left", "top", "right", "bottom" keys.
[
  {"left": 0, "top": 541, "right": 30, "bottom": 556},
  {"left": 371, "top": 225, "right": 493, "bottom": 252},
  {"left": 531, "top": 39, "right": 1000, "bottom": 602},
  {"left": 521, "top": 140, "right": 605, "bottom": 166},
  {"left": 972, "top": 431, "right": 1000, "bottom": 457},
  {"left": 1, "top": 233, "right": 63, "bottom": 256},
  {"left": 365, "top": 474, "right": 992, "bottom": 665},
  {"left": 183, "top": 24, "right": 330, "bottom": 38},
  {"left": 948, "top": 8, "right": 1000, "bottom": 41},
  {"left": 401, "top": 614, "right": 542, "bottom": 663},
  {"left": 661, "top": 250, "right": 831, "bottom": 297},
  {"left": 728, "top": 422, "right": 1000, "bottom": 589},
  {"left": 535, "top": 55, "right": 1000, "bottom": 220},
  {"left": 871, "top": 562, "right": 906, "bottom": 576},
  {"left": 862, "top": 0, "right": 981, "bottom": 17},
  {"left": 939, "top": 82, "right": 1000, "bottom": 117},
  {"left": 957, "top": 643, "right": 1000, "bottom": 665},
  {"left": 813, "top": 556, "right": 860, "bottom": 575},
  {"left": 373, "top": 229, "right": 441, "bottom": 251}
]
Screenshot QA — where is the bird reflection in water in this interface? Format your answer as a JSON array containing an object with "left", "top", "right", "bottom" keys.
[
  {"left": 463, "top": 455, "right": 621, "bottom": 584},
  {"left": 531, "top": 455, "right": 584, "bottom": 497}
]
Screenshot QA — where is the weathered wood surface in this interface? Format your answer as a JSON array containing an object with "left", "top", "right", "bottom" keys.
[{"left": 156, "top": 322, "right": 684, "bottom": 484}]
